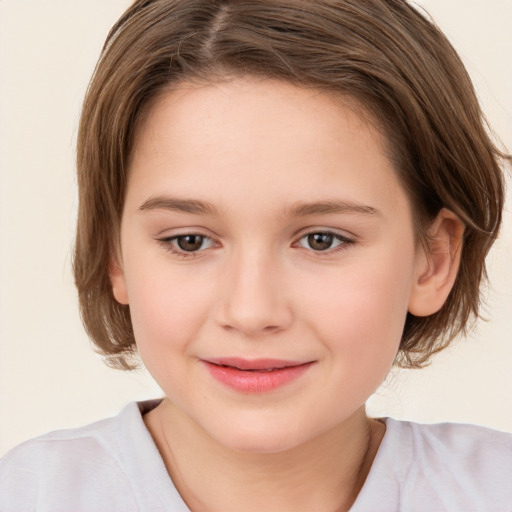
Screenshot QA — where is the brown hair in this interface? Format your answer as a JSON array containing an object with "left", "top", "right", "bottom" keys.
[{"left": 74, "top": 0, "right": 507, "bottom": 370}]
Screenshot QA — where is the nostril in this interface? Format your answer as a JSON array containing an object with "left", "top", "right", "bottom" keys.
[
  {"left": 220, "top": 322, "right": 282, "bottom": 335},
  {"left": 263, "top": 325, "right": 281, "bottom": 333}
]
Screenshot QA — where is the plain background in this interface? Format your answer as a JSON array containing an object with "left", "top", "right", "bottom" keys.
[{"left": 0, "top": 0, "right": 511, "bottom": 456}]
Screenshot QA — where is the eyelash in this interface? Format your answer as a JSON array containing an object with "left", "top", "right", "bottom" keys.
[
  {"left": 293, "top": 231, "right": 354, "bottom": 254},
  {"left": 156, "top": 230, "right": 354, "bottom": 259},
  {"left": 156, "top": 233, "right": 217, "bottom": 259}
]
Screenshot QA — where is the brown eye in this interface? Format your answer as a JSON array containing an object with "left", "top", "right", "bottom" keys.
[
  {"left": 307, "top": 233, "right": 334, "bottom": 251},
  {"left": 176, "top": 234, "right": 206, "bottom": 252},
  {"left": 296, "top": 231, "right": 352, "bottom": 253},
  {"left": 157, "top": 233, "right": 216, "bottom": 257}
]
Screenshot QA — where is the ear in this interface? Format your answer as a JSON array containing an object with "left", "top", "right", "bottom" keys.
[
  {"left": 408, "top": 208, "right": 464, "bottom": 317},
  {"left": 109, "top": 257, "right": 129, "bottom": 305}
]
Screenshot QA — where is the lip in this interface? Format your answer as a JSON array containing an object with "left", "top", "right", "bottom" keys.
[{"left": 201, "top": 357, "right": 315, "bottom": 393}]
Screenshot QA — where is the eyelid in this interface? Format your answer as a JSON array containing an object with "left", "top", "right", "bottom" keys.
[
  {"left": 292, "top": 228, "right": 356, "bottom": 253},
  {"left": 156, "top": 231, "right": 220, "bottom": 259},
  {"left": 293, "top": 226, "right": 355, "bottom": 240},
  {"left": 155, "top": 227, "right": 356, "bottom": 258}
]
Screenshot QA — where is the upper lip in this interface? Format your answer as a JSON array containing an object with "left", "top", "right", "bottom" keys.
[{"left": 202, "top": 357, "right": 312, "bottom": 371}]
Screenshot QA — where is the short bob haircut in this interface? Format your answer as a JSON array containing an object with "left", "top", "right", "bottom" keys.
[{"left": 74, "top": 0, "right": 507, "bottom": 370}]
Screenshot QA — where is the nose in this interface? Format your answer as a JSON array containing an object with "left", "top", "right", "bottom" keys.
[{"left": 214, "top": 248, "right": 293, "bottom": 337}]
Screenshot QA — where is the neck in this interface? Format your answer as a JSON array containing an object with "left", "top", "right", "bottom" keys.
[{"left": 144, "top": 399, "right": 384, "bottom": 512}]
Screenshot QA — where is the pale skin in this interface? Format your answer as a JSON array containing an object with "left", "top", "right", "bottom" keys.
[{"left": 110, "top": 77, "right": 464, "bottom": 511}]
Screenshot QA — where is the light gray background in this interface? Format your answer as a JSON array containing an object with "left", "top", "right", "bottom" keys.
[{"left": 1, "top": 0, "right": 511, "bottom": 455}]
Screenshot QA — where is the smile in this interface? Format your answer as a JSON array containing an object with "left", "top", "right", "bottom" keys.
[{"left": 201, "top": 358, "right": 315, "bottom": 393}]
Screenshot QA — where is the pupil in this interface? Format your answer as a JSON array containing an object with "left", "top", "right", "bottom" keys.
[
  {"left": 308, "top": 233, "right": 333, "bottom": 251},
  {"left": 177, "top": 235, "right": 203, "bottom": 251}
]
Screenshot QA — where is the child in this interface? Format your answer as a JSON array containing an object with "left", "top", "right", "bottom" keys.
[{"left": 1, "top": 0, "right": 511, "bottom": 510}]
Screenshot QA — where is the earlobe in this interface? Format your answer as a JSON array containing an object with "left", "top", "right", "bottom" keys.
[
  {"left": 109, "top": 259, "right": 129, "bottom": 305},
  {"left": 408, "top": 208, "right": 465, "bottom": 317}
]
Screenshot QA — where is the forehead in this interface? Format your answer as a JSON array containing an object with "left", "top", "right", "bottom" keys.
[
  {"left": 135, "top": 77, "right": 386, "bottom": 162},
  {"left": 127, "top": 77, "right": 410, "bottom": 221}
]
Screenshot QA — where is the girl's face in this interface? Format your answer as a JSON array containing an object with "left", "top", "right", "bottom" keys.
[{"left": 112, "top": 77, "right": 427, "bottom": 452}]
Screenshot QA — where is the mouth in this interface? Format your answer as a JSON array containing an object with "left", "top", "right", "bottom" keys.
[{"left": 201, "top": 358, "right": 315, "bottom": 393}]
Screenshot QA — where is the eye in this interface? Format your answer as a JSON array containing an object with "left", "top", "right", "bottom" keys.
[
  {"left": 296, "top": 231, "right": 352, "bottom": 252},
  {"left": 174, "top": 234, "right": 210, "bottom": 252},
  {"left": 158, "top": 233, "right": 217, "bottom": 255}
]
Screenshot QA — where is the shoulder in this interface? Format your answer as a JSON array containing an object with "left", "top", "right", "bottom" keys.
[
  {"left": 353, "top": 419, "right": 512, "bottom": 512},
  {"left": 389, "top": 418, "right": 512, "bottom": 471},
  {"left": 0, "top": 402, "right": 158, "bottom": 512},
  {"left": 378, "top": 419, "right": 512, "bottom": 511}
]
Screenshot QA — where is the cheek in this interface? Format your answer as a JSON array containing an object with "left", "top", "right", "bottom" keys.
[
  {"left": 299, "top": 250, "right": 415, "bottom": 370},
  {"left": 123, "top": 258, "right": 214, "bottom": 360},
  {"left": 126, "top": 267, "right": 217, "bottom": 399},
  {"left": 301, "top": 269, "right": 410, "bottom": 411}
]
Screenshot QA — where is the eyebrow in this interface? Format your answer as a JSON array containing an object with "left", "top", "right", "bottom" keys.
[
  {"left": 287, "top": 200, "right": 381, "bottom": 217},
  {"left": 138, "top": 196, "right": 381, "bottom": 218},
  {"left": 139, "top": 196, "right": 218, "bottom": 215}
]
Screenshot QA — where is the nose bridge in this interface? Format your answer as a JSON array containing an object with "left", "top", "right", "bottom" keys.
[{"left": 217, "top": 243, "right": 292, "bottom": 335}]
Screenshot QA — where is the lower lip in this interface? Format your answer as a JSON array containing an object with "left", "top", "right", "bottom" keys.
[{"left": 203, "top": 361, "right": 314, "bottom": 393}]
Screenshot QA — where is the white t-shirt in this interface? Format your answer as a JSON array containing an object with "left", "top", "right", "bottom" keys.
[{"left": 1, "top": 400, "right": 511, "bottom": 512}]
